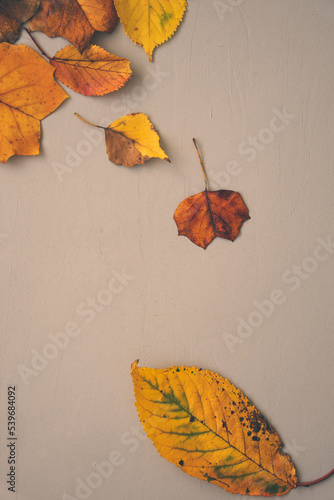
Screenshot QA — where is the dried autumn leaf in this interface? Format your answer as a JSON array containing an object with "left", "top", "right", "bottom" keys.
[
  {"left": 131, "top": 361, "right": 298, "bottom": 497},
  {"left": 175, "top": 190, "right": 250, "bottom": 249},
  {"left": 114, "top": 0, "right": 187, "bottom": 61},
  {"left": 50, "top": 44, "right": 132, "bottom": 96},
  {"left": 0, "top": 0, "right": 40, "bottom": 43},
  {"left": 75, "top": 112, "right": 170, "bottom": 167},
  {"left": 29, "top": 0, "right": 118, "bottom": 52},
  {"left": 174, "top": 140, "right": 250, "bottom": 249},
  {"left": 0, "top": 43, "right": 68, "bottom": 164}
]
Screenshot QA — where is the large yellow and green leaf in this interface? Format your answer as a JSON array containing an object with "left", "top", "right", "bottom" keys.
[
  {"left": 114, "top": 0, "right": 187, "bottom": 61},
  {"left": 131, "top": 361, "right": 297, "bottom": 496}
]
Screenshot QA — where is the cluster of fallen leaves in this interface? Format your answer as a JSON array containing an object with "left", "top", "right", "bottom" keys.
[
  {"left": 0, "top": 0, "right": 250, "bottom": 250},
  {"left": 0, "top": 0, "right": 186, "bottom": 58},
  {"left": 1, "top": 4, "right": 333, "bottom": 498},
  {"left": 0, "top": 0, "right": 187, "bottom": 163}
]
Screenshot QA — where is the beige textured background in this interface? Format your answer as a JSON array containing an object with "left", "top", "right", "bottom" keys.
[{"left": 1, "top": 1, "right": 334, "bottom": 499}]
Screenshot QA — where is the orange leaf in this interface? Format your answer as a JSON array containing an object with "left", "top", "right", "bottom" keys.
[
  {"left": 131, "top": 361, "right": 298, "bottom": 497},
  {"left": 0, "top": 0, "right": 40, "bottom": 43},
  {"left": 50, "top": 45, "right": 132, "bottom": 96},
  {"left": 174, "top": 140, "right": 250, "bottom": 248},
  {"left": 75, "top": 113, "right": 169, "bottom": 167},
  {"left": 0, "top": 43, "right": 68, "bottom": 164},
  {"left": 29, "top": 0, "right": 118, "bottom": 52},
  {"left": 174, "top": 190, "right": 250, "bottom": 249}
]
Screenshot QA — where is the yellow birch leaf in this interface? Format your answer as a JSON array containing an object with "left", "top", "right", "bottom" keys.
[
  {"left": 75, "top": 112, "right": 170, "bottom": 167},
  {"left": 131, "top": 361, "right": 298, "bottom": 496},
  {"left": 0, "top": 43, "right": 68, "bottom": 164},
  {"left": 113, "top": 0, "right": 187, "bottom": 61}
]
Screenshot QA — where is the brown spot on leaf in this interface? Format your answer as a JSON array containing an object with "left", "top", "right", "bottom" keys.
[{"left": 105, "top": 129, "right": 147, "bottom": 167}]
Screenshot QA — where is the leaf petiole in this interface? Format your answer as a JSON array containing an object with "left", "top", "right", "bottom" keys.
[
  {"left": 297, "top": 467, "right": 334, "bottom": 487},
  {"left": 193, "top": 138, "right": 208, "bottom": 190},
  {"left": 74, "top": 113, "right": 105, "bottom": 129},
  {"left": 22, "top": 27, "right": 51, "bottom": 62}
]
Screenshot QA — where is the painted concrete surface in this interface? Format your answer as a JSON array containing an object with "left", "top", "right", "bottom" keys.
[{"left": 1, "top": 1, "right": 333, "bottom": 499}]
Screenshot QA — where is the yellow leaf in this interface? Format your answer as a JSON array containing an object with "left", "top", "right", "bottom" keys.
[
  {"left": 131, "top": 361, "right": 298, "bottom": 496},
  {"left": 0, "top": 43, "right": 68, "bottom": 164},
  {"left": 75, "top": 112, "right": 170, "bottom": 167},
  {"left": 114, "top": 0, "right": 187, "bottom": 61}
]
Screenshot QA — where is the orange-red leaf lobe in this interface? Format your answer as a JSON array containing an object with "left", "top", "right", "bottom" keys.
[{"left": 174, "top": 189, "right": 250, "bottom": 249}]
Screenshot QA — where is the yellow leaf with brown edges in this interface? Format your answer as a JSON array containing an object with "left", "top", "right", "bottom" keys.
[
  {"left": 75, "top": 112, "right": 170, "bottom": 167},
  {"left": 29, "top": 0, "right": 118, "bottom": 52},
  {"left": 131, "top": 361, "right": 298, "bottom": 497},
  {"left": 114, "top": 0, "right": 187, "bottom": 61},
  {"left": 0, "top": 43, "right": 68, "bottom": 164},
  {"left": 0, "top": 0, "right": 40, "bottom": 43},
  {"left": 50, "top": 45, "right": 132, "bottom": 96}
]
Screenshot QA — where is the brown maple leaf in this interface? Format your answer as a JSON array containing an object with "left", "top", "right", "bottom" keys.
[
  {"left": 29, "top": 0, "right": 118, "bottom": 52},
  {"left": 0, "top": 0, "right": 40, "bottom": 43},
  {"left": 174, "top": 139, "right": 250, "bottom": 249}
]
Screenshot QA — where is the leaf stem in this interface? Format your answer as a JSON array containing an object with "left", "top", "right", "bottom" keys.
[
  {"left": 297, "top": 468, "right": 334, "bottom": 487},
  {"left": 74, "top": 113, "right": 105, "bottom": 129},
  {"left": 193, "top": 138, "right": 208, "bottom": 190},
  {"left": 23, "top": 27, "right": 51, "bottom": 62}
]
